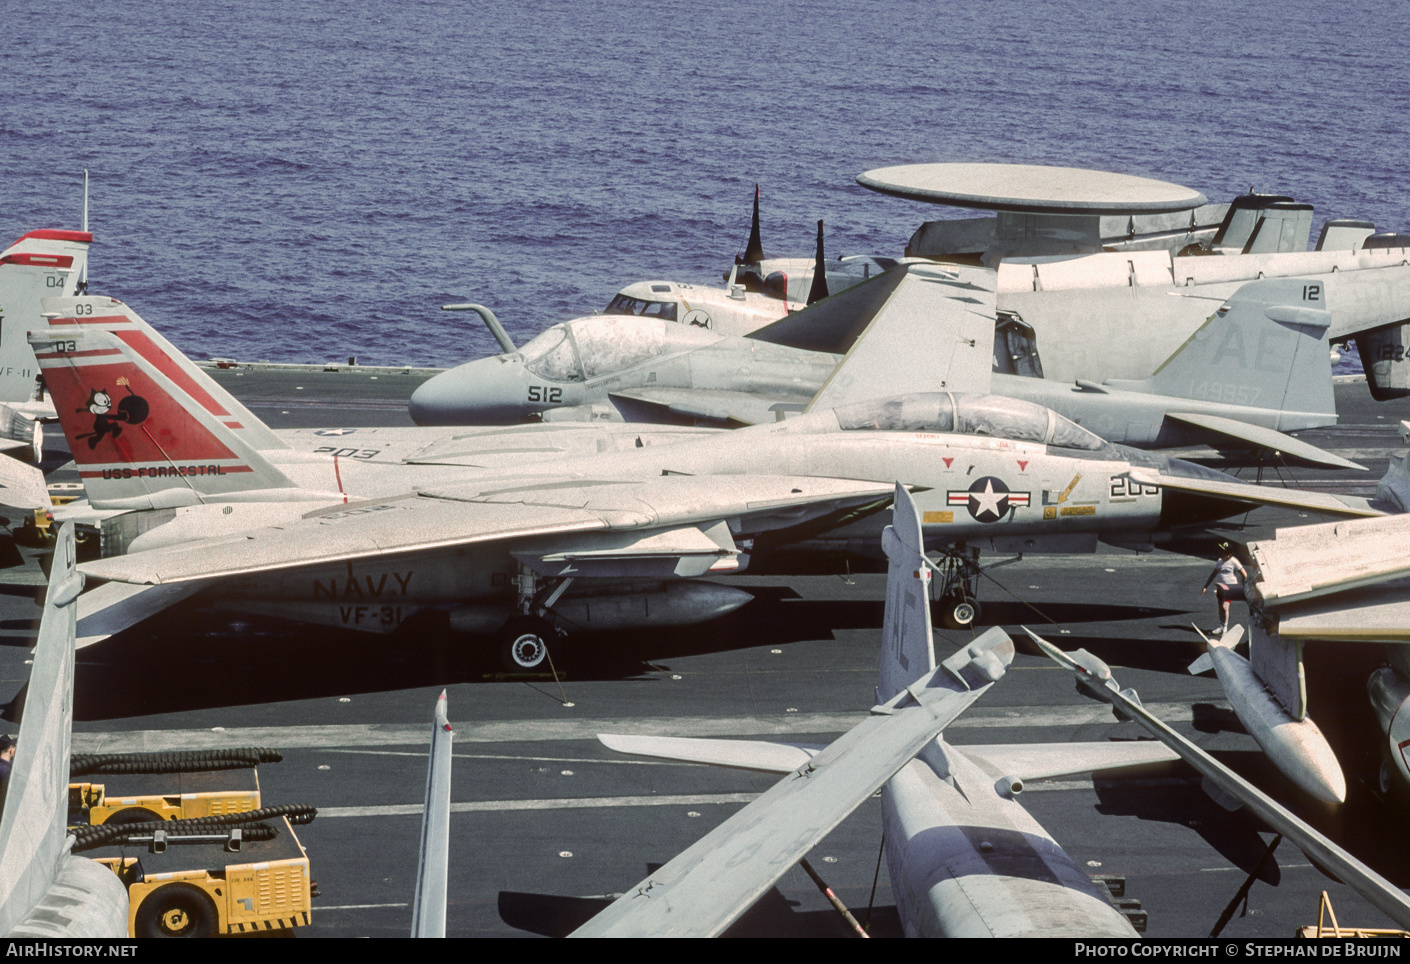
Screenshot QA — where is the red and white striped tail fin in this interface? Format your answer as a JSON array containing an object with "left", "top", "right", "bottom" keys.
[
  {"left": 40, "top": 295, "right": 288, "bottom": 451},
  {"left": 28, "top": 327, "right": 298, "bottom": 510},
  {"left": 0, "top": 230, "right": 91, "bottom": 404}
]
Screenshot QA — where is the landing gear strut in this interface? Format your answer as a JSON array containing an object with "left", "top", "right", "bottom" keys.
[
  {"left": 929, "top": 549, "right": 982, "bottom": 631},
  {"left": 497, "top": 569, "right": 572, "bottom": 672}
]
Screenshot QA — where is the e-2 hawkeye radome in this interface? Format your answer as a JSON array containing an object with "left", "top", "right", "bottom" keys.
[{"left": 856, "top": 162, "right": 1410, "bottom": 400}]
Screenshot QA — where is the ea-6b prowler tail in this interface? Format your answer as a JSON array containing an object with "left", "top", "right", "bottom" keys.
[
  {"left": 29, "top": 326, "right": 301, "bottom": 510},
  {"left": 1107, "top": 276, "right": 1337, "bottom": 429}
]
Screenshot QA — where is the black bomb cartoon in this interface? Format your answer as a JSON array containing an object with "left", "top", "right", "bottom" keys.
[{"left": 76, "top": 377, "right": 150, "bottom": 449}]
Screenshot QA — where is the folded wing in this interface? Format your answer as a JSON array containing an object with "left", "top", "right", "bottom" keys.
[{"left": 80, "top": 474, "right": 896, "bottom": 585}]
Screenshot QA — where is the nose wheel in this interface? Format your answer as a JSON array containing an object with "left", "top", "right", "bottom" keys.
[
  {"left": 929, "top": 549, "right": 983, "bottom": 631},
  {"left": 940, "top": 594, "right": 981, "bottom": 631},
  {"left": 499, "top": 615, "right": 557, "bottom": 672}
]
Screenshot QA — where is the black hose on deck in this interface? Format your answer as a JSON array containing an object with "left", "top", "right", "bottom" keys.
[
  {"left": 71, "top": 803, "right": 318, "bottom": 852},
  {"left": 70, "top": 747, "right": 283, "bottom": 776}
]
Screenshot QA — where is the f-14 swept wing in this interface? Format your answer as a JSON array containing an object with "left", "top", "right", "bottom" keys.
[{"left": 79, "top": 474, "right": 897, "bottom": 585}]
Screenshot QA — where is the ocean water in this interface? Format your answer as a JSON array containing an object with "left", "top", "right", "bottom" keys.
[{"left": 3, "top": 0, "right": 1407, "bottom": 369}]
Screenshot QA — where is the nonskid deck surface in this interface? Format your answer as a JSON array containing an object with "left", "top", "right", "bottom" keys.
[{"left": 1, "top": 374, "right": 1405, "bottom": 937}]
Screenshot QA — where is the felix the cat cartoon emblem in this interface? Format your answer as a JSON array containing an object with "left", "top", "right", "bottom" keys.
[{"left": 76, "top": 377, "right": 150, "bottom": 449}]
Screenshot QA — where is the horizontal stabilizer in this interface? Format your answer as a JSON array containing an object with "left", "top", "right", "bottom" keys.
[
  {"left": 957, "top": 741, "right": 1177, "bottom": 781},
  {"left": 1165, "top": 412, "right": 1363, "bottom": 471},
  {"left": 411, "top": 692, "right": 453, "bottom": 939},
  {"left": 80, "top": 475, "right": 895, "bottom": 585},
  {"left": 609, "top": 388, "right": 805, "bottom": 427},
  {"left": 1262, "top": 587, "right": 1410, "bottom": 643},
  {"left": 574, "top": 629, "right": 1015, "bottom": 938},
  {"left": 1028, "top": 627, "right": 1410, "bottom": 930},
  {"left": 597, "top": 735, "right": 818, "bottom": 775},
  {"left": 76, "top": 579, "right": 212, "bottom": 649},
  {"left": 1128, "top": 468, "right": 1382, "bottom": 518},
  {"left": 0, "top": 453, "right": 49, "bottom": 509},
  {"left": 1187, "top": 651, "right": 1214, "bottom": 675},
  {"left": 1251, "top": 514, "right": 1410, "bottom": 606}
]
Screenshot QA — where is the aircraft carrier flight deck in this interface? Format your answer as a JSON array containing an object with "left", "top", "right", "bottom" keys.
[{"left": 2, "top": 370, "right": 1407, "bottom": 939}]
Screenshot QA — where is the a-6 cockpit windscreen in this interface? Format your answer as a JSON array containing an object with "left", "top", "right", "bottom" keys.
[
  {"left": 603, "top": 293, "right": 679, "bottom": 321},
  {"left": 521, "top": 316, "right": 718, "bottom": 382},
  {"left": 834, "top": 393, "right": 1107, "bottom": 451}
]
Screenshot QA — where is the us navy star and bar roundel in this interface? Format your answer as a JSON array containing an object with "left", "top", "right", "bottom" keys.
[{"left": 947, "top": 476, "right": 1031, "bottom": 522}]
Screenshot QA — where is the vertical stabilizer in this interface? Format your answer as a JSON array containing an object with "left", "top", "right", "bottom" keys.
[
  {"left": 0, "top": 230, "right": 92, "bottom": 403},
  {"left": 877, "top": 484, "right": 936, "bottom": 704},
  {"left": 1108, "top": 277, "right": 1336, "bottom": 424},
  {"left": 740, "top": 185, "right": 765, "bottom": 266},
  {"left": 806, "top": 263, "right": 996, "bottom": 412},
  {"left": 0, "top": 524, "right": 128, "bottom": 938},
  {"left": 29, "top": 327, "right": 299, "bottom": 510},
  {"left": 411, "top": 691, "right": 453, "bottom": 938},
  {"left": 41, "top": 296, "right": 288, "bottom": 450},
  {"left": 806, "top": 220, "right": 829, "bottom": 305}
]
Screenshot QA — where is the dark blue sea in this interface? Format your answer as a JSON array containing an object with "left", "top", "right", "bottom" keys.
[{"left": 4, "top": 0, "right": 1407, "bottom": 369}]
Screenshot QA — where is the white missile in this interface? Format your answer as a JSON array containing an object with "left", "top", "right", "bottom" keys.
[
  {"left": 1367, "top": 667, "right": 1410, "bottom": 791},
  {"left": 1191, "top": 626, "right": 1346, "bottom": 804}
]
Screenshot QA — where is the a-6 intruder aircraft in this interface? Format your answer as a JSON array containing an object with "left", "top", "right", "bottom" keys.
[
  {"left": 410, "top": 261, "right": 1358, "bottom": 471},
  {"left": 571, "top": 486, "right": 1177, "bottom": 938},
  {"left": 35, "top": 285, "right": 1377, "bottom": 666}
]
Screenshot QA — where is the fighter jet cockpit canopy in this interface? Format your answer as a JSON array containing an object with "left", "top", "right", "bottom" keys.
[
  {"left": 834, "top": 393, "right": 1107, "bottom": 451},
  {"left": 520, "top": 315, "right": 722, "bottom": 383},
  {"left": 603, "top": 286, "right": 680, "bottom": 321}
]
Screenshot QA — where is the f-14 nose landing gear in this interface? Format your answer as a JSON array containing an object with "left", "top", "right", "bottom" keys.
[
  {"left": 497, "top": 570, "right": 573, "bottom": 672},
  {"left": 928, "top": 549, "right": 982, "bottom": 631}
]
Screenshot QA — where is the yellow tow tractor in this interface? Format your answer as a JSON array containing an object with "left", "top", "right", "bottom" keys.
[
  {"left": 91, "top": 814, "right": 316, "bottom": 937},
  {"left": 69, "top": 748, "right": 277, "bottom": 825},
  {"left": 69, "top": 748, "right": 319, "bottom": 937}
]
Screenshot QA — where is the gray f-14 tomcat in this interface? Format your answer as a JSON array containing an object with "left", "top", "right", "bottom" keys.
[
  {"left": 36, "top": 285, "right": 1376, "bottom": 668},
  {"left": 571, "top": 486, "right": 1176, "bottom": 938},
  {"left": 411, "top": 260, "right": 1359, "bottom": 470}
]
